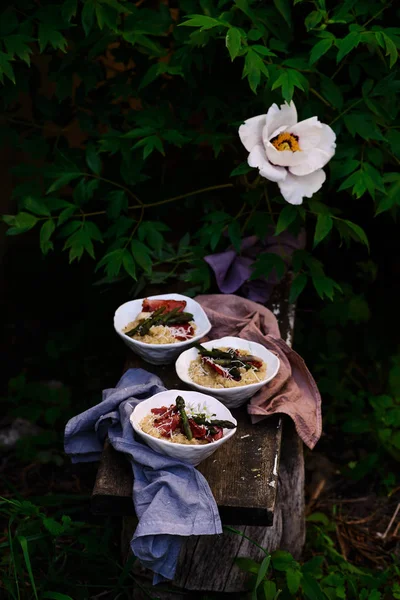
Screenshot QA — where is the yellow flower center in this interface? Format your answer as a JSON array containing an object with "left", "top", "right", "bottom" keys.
[{"left": 271, "top": 132, "right": 300, "bottom": 152}]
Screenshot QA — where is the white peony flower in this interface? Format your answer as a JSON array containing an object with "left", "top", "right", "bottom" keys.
[{"left": 238, "top": 101, "right": 336, "bottom": 205}]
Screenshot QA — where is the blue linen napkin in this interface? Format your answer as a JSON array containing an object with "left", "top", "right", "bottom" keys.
[{"left": 64, "top": 368, "right": 222, "bottom": 584}]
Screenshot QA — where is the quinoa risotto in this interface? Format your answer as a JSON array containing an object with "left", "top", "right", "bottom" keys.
[
  {"left": 123, "top": 298, "right": 196, "bottom": 344},
  {"left": 189, "top": 346, "right": 267, "bottom": 388},
  {"left": 139, "top": 395, "right": 236, "bottom": 445}
]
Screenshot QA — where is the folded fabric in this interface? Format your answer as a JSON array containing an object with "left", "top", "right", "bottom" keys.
[
  {"left": 196, "top": 294, "right": 322, "bottom": 449},
  {"left": 204, "top": 229, "right": 306, "bottom": 304},
  {"left": 64, "top": 368, "right": 222, "bottom": 584}
]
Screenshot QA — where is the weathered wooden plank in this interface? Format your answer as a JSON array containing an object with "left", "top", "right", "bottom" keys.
[{"left": 92, "top": 398, "right": 281, "bottom": 525}]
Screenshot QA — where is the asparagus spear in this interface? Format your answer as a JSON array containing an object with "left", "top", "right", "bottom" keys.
[
  {"left": 125, "top": 307, "right": 166, "bottom": 337},
  {"left": 176, "top": 396, "right": 193, "bottom": 441},
  {"left": 125, "top": 308, "right": 194, "bottom": 337},
  {"left": 195, "top": 344, "right": 236, "bottom": 360},
  {"left": 191, "top": 416, "right": 237, "bottom": 429},
  {"left": 166, "top": 311, "right": 194, "bottom": 324},
  {"left": 196, "top": 344, "right": 262, "bottom": 370}
]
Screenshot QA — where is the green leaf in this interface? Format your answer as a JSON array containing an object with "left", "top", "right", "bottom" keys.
[
  {"left": 63, "top": 224, "right": 97, "bottom": 262},
  {"left": 107, "top": 190, "right": 128, "bottom": 219},
  {"left": 289, "top": 273, "right": 307, "bottom": 303},
  {"left": 319, "top": 75, "right": 343, "bottom": 110},
  {"left": 4, "top": 34, "right": 33, "bottom": 66},
  {"left": 235, "top": 557, "right": 260, "bottom": 574},
  {"left": 40, "top": 220, "right": 56, "bottom": 254},
  {"left": 273, "top": 0, "right": 292, "bottom": 27},
  {"left": 131, "top": 239, "right": 152, "bottom": 274},
  {"left": 310, "top": 38, "right": 333, "bottom": 64},
  {"left": 21, "top": 197, "right": 51, "bottom": 216},
  {"left": 251, "top": 253, "right": 286, "bottom": 281},
  {"left": 343, "top": 220, "right": 369, "bottom": 252},
  {"left": 17, "top": 536, "right": 38, "bottom": 600},
  {"left": 163, "top": 130, "right": 190, "bottom": 147},
  {"left": 61, "top": 0, "right": 78, "bottom": 22},
  {"left": 376, "top": 174, "right": 400, "bottom": 215},
  {"left": 243, "top": 48, "right": 269, "bottom": 93},
  {"left": 73, "top": 178, "right": 99, "bottom": 204},
  {"left": 0, "top": 52, "right": 15, "bottom": 84},
  {"left": 272, "top": 69, "right": 308, "bottom": 102},
  {"left": 86, "top": 143, "right": 102, "bottom": 175},
  {"left": 139, "top": 64, "right": 162, "bottom": 89},
  {"left": 122, "top": 127, "right": 156, "bottom": 140},
  {"left": 58, "top": 204, "right": 77, "bottom": 225},
  {"left": 38, "top": 24, "right": 68, "bottom": 53},
  {"left": 343, "top": 114, "right": 386, "bottom": 142},
  {"left": 286, "top": 567, "right": 301, "bottom": 594},
  {"left": 301, "top": 573, "right": 326, "bottom": 600},
  {"left": 382, "top": 33, "right": 398, "bottom": 68},
  {"left": 262, "top": 580, "right": 277, "bottom": 600},
  {"left": 96, "top": 248, "right": 124, "bottom": 276},
  {"left": 147, "top": 229, "right": 164, "bottom": 255},
  {"left": 58, "top": 220, "right": 81, "bottom": 238},
  {"left": 133, "top": 135, "right": 165, "bottom": 159},
  {"left": 5, "top": 212, "right": 38, "bottom": 235},
  {"left": 47, "top": 172, "right": 81, "bottom": 194},
  {"left": 85, "top": 221, "right": 103, "bottom": 242},
  {"left": 43, "top": 517, "right": 64, "bottom": 536},
  {"left": 336, "top": 31, "right": 361, "bottom": 62},
  {"left": 314, "top": 214, "right": 333, "bottom": 247},
  {"left": 255, "top": 555, "right": 271, "bottom": 590},
  {"left": 122, "top": 250, "right": 137, "bottom": 280},
  {"left": 304, "top": 10, "right": 324, "bottom": 31},
  {"left": 180, "top": 15, "right": 225, "bottom": 30},
  {"left": 228, "top": 220, "right": 241, "bottom": 253},
  {"left": 230, "top": 162, "right": 252, "bottom": 176},
  {"left": 312, "top": 275, "right": 341, "bottom": 300},
  {"left": 301, "top": 556, "right": 324, "bottom": 576},
  {"left": 82, "top": 1, "right": 95, "bottom": 36},
  {"left": 275, "top": 205, "right": 298, "bottom": 235},
  {"left": 306, "top": 512, "right": 330, "bottom": 525},
  {"left": 271, "top": 550, "right": 295, "bottom": 571},
  {"left": 226, "top": 28, "right": 242, "bottom": 61}
]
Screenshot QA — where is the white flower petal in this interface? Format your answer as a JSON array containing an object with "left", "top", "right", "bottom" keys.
[
  {"left": 288, "top": 125, "right": 336, "bottom": 176},
  {"left": 265, "top": 101, "right": 297, "bottom": 139},
  {"left": 248, "top": 144, "right": 287, "bottom": 182},
  {"left": 288, "top": 148, "right": 332, "bottom": 176},
  {"left": 239, "top": 115, "right": 266, "bottom": 152},
  {"left": 317, "top": 123, "right": 336, "bottom": 154},
  {"left": 265, "top": 140, "right": 305, "bottom": 167},
  {"left": 278, "top": 169, "right": 326, "bottom": 205},
  {"left": 267, "top": 124, "right": 287, "bottom": 142},
  {"left": 290, "top": 117, "right": 323, "bottom": 150}
]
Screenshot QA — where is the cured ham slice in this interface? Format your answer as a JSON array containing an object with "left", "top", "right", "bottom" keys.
[{"left": 142, "top": 298, "right": 186, "bottom": 313}]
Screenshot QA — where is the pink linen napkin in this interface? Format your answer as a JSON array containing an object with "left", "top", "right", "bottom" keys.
[{"left": 195, "top": 294, "right": 322, "bottom": 449}]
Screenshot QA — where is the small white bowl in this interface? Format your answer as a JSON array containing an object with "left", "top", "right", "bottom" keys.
[
  {"left": 114, "top": 293, "right": 211, "bottom": 365},
  {"left": 130, "top": 389, "right": 237, "bottom": 466},
  {"left": 175, "top": 336, "right": 280, "bottom": 409}
]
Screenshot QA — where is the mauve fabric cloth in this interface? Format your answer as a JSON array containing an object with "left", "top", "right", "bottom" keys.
[
  {"left": 204, "top": 230, "right": 306, "bottom": 304},
  {"left": 195, "top": 294, "right": 322, "bottom": 449},
  {"left": 64, "top": 368, "right": 222, "bottom": 584}
]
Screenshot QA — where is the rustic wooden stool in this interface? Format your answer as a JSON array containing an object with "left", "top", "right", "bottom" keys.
[{"left": 91, "top": 281, "right": 305, "bottom": 596}]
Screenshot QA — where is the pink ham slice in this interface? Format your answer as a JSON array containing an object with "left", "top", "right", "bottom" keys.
[{"left": 142, "top": 298, "right": 186, "bottom": 313}]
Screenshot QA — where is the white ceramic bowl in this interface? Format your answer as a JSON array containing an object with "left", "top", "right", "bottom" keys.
[
  {"left": 114, "top": 293, "right": 211, "bottom": 365},
  {"left": 130, "top": 389, "right": 237, "bottom": 466},
  {"left": 175, "top": 336, "right": 280, "bottom": 409}
]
